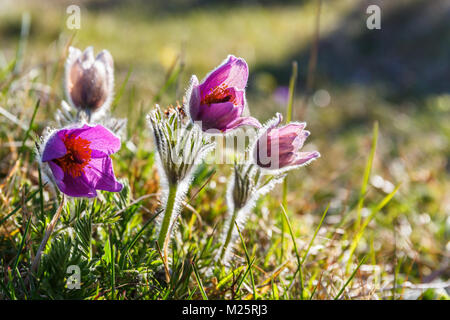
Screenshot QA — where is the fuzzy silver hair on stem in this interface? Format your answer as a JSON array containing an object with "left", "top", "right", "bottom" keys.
[
  {"left": 217, "top": 112, "right": 320, "bottom": 268},
  {"left": 147, "top": 106, "right": 215, "bottom": 260},
  {"left": 218, "top": 162, "right": 285, "bottom": 267}
]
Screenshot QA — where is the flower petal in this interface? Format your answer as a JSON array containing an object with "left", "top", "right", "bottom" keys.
[
  {"left": 278, "top": 122, "right": 306, "bottom": 136},
  {"left": 293, "top": 151, "right": 321, "bottom": 166},
  {"left": 80, "top": 46, "right": 95, "bottom": 69},
  {"left": 55, "top": 171, "right": 97, "bottom": 198},
  {"left": 195, "top": 102, "right": 240, "bottom": 132},
  {"left": 48, "top": 161, "right": 65, "bottom": 182},
  {"left": 200, "top": 55, "right": 248, "bottom": 94},
  {"left": 96, "top": 50, "right": 114, "bottom": 70},
  {"left": 188, "top": 77, "right": 201, "bottom": 120},
  {"left": 73, "top": 124, "right": 121, "bottom": 155},
  {"left": 83, "top": 156, "right": 123, "bottom": 192},
  {"left": 41, "top": 132, "right": 67, "bottom": 162},
  {"left": 223, "top": 116, "right": 262, "bottom": 132}
]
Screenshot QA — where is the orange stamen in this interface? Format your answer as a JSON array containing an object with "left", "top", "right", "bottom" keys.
[
  {"left": 54, "top": 133, "right": 92, "bottom": 178},
  {"left": 201, "top": 83, "right": 237, "bottom": 106}
]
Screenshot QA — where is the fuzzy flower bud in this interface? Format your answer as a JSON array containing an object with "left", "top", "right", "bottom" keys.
[
  {"left": 65, "top": 46, "right": 114, "bottom": 116},
  {"left": 147, "top": 106, "right": 215, "bottom": 257}
]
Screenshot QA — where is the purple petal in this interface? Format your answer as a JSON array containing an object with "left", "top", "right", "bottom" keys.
[
  {"left": 41, "top": 132, "right": 67, "bottom": 162},
  {"left": 54, "top": 172, "right": 97, "bottom": 198},
  {"left": 223, "top": 116, "right": 262, "bottom": 132},
  {"left": 200, "top": 55, "right": 248, "bottom": 94},
  {"left": 48, "top": 161, "right": 65, "bottom": 182},
  {"left": 293, "top": 151, "right": 321, "bottom": 166},
  {"left": 292, "top": 130, "right": 310, "bottom": 150},
  {"left": 278, "top": 122, "right": 306, "bottom": 136},
  {"left": 278, "top": 152, "right": 296, "bottom": 168},
  {"left": 195, "top": 102, "right": 240, "bottom": 131},
  {"left": 188, "top": 81, "right": 201, "bottom": 120},
  {"left": 74, "top": 125, "right": 121, "bottom": 155},
  {"left": 83, "top": 156, "right": 123, "bottom": 192},
  {"left": 267, "top": 113, "right": 283, "bottom": 131}
]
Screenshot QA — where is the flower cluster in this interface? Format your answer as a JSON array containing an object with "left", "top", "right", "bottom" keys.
[
  {"left": 39, "top": 47, "right": 123, "bottom": 199},
  {"left": 185, "top": 57, "right": 320, "bottom": 266},
  {"left": 37, "top": 47, "right": 320, "bottom": 269}
]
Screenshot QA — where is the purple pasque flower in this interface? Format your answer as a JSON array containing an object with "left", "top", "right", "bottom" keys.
[
  {"left": 186, "top": 55, "right": 261, "bottom": 133},
  {"left": 40, "top": 124, "right": 123, "bottom": 198},
  {"left": 65, "top": 46, "right": 114, "bottom": 114},
  {"left": 253, "top": 113, "right": 320, "bottom": 171}
]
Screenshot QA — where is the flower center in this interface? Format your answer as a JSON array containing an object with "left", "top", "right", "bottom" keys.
[
  {"left": 201, "top": 83, "right": 236, "bottom": 106},
  {"left": 54, "top": 133, "right": 92, "bottom": 178}
]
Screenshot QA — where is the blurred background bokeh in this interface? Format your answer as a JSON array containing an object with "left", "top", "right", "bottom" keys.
[{"left": 1, "top": 0, "right": 449, "bottom": 297}]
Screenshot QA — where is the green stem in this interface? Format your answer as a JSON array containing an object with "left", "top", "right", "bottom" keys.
[
  {"left": 219, "top": 208, "right": 239, "bottom": 261},
  {"left": 281, "top": 183, "right": 288, "bottom": 261},
  {"left": 157, "top": 184, "right": 178, "bottom": 249}
]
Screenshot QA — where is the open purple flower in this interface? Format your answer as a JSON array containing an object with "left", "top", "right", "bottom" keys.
[
  {"left": 186, "top": 55, "right": 261, "bottom": 133},
  {"left": 40, "top": 124, "right": 123, "bottom": 198},
  {"left": 65, "top": 46, "right": 114, "bottom": 115},
  {"left": 253, "top": 113, "right": 320, "bottom": 171}
]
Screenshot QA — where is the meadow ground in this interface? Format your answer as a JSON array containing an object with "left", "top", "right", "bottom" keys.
[{"left": 0, "top": 0, "right": 449, "bottom": 299}]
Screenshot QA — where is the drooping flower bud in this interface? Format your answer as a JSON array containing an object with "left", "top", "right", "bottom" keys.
[
  {"left": 65, "top": 46, "right": 114, "bottom": 116},
  {"left": 185, "top": 55, "right": 261, "bottom": 133},
  {"left": 252, "top": 113, "right": 320, "bottom": 172}
]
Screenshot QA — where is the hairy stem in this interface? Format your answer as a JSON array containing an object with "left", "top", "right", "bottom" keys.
[
  {"left": 157, "top": 183, "right": 178, "bottom": 251},
  {"left": 219, "top": 208, "right": 239, "bottom": 262}
]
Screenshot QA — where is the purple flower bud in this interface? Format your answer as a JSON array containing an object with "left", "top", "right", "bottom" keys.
[
  {"left": 40, "top": 124, "right": 123, "bottom": 198},
  {"left": 253, "top": 113, "right": 320, "bottom": 171},
  {"left": 186, "top": 55, "right": 261, "bottom": 133},
  {"left": 65, "top": 46, "right": 114, "bottom": 114}
]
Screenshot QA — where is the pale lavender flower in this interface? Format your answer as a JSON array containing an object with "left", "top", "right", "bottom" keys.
[{"left": 253, "top": 113, "right": 320, "bottom": 172}]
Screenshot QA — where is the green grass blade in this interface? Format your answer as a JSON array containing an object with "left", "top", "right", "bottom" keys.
[
  {"left": 302, "top": 203, "right": 329, "bottom": 263},
  {"left": 335, "top": 256, "right": 366, "bottom": 300},
  {"left": 281, "top": 61, "right": 298, "bottom": 262},
  {"left": 235, "top": 256, "right": 255, "bottom": 295},
  {"left": 13, "top": 12, "right": 30, "bottom": 74},
  {"left": 346, "top": 184, "right": 400, "bottom": 272},
  {"left": 191, "top": 258, "right": 208, "bottom": 300},
  {"left": 355, "top": 121, "right": 378, "bottom": 228},
  {"left": 217, "top": 266, "right": 244, "bottom": 289},
  {"left": 280, "top": 204, "right": 304, "bottom": 300},
  {"left": 119, "top": 208, "right": 163, "bottom": 268},
  {"left": 0, "top": 189, "right": 40, "bottom": 226},
  {"left": 109, "top": 231, "right": 116, "bottom": 299},
  {"left": 20, "top": 99, "right": 40, "bottom": 155},
  {"left": 286, "top": 61, "right": 298, "bottom": 123},
  {"left": 11, "top": 216, "right": 31, "bottom": 282},
  {"left": 111, "top": 66, "right": 133, "bottom": 112},
  {"left": 38, "top": 167, "right": 45, "bottom": 221},
  {"left": 235, "top": 221, "right": 257, "bottom": 299}
]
